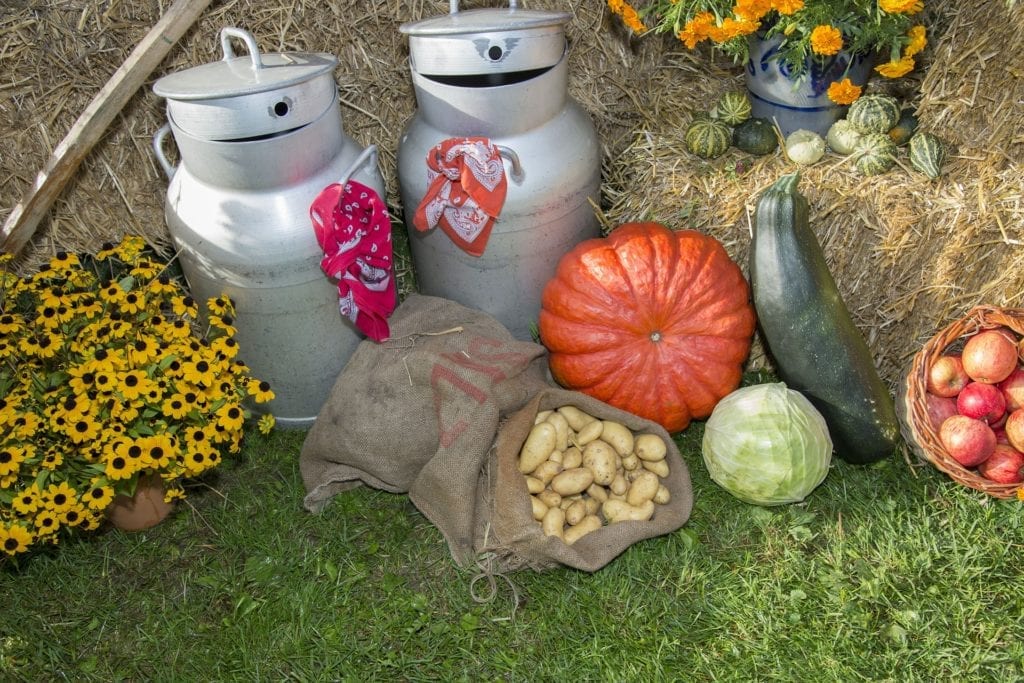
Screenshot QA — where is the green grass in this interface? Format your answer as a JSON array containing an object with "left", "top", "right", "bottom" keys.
[{"left": 3, "top": 421, "right": 1023, "bottom": 682}]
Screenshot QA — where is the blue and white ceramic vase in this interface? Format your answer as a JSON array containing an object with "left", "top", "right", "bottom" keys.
[{"left": 745, "top": 33, "right": 876, "bottom": 138}]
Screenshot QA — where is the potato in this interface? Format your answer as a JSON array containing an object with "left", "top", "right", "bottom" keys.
[
  {"left": 561, "top": 446, "right": 583, "bottom": 470},
  {"left": 600, "top": 420, "right": 634, "bottom": 456},
  {"left": 621, "top": 453, "right": 640, "bottom": 471},
  {"left": 641, "top": 458, "right": 670, "bottom": 478},
  {"left": 565, "top": 498, "right": 588, "bottom": 526},
  {"left": 547, "top": 449, "right": 564, "bottom": 464},
  {"left": 563, "top": 514, "right": 602, "bottom": 545},
  {"left": 610, "top": 472, "right": 629, "bottom": 496},
  {"left": 585, "top": 483, "right": 608, "bottom": 503},
  {"left": 574, "top": 419, "right": 604, "bottom": 447},
  {"left": 537, "top": 490, "right": 562, "bottom": 509},
  {"left": 530, "top": 495, "right": 548, "bottom": 521},
  {"left": 532, "top": 460, "right": 562, "bottom": 486},
  {"left": 525, "top": 476, "right": 545, "bottom": 494},
  {"left": 542, "top": 506, "right": 565, "bottom": 539},
  {"left": 653, "top": 484, "right": 671, "bottom": 505},
  {"left": 626, "top": 470, "right": 660, "bottom": 506},
  {"left": 551, "top": 467, "right": 594, "bottom": 496},
  {"left": 584, "top": 497, "right": 601, "bottom": 516},
  {"left": 534, "top": 409, "right": 553, "bottom": 425},
  {"left": 560, "top": 493, "right": 581, "bottom": 510},
  {"left": 519, "top": 422, "right": 557, "bottom": 474},
  {"left": 602, "top": 498, "right": 655, "bottom": 524},
  {"left": 545, "top": 411, "right": 570, "bottom": 451},
  {"left": 634, "top": 433, "right": 668, "bottom": 462},
  {"left": 582, "top": 440, "right": 617, "bottom": 485},
  {"left": 557, "top": 405, "right": 597, "bottom": 432}
]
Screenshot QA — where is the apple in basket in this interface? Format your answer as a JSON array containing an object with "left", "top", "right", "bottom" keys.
[
  {"left": 939, "top": 415, "right": 997, "bottom": 468},
  {"left": 924, "top": 393, "right": 959, "bottom": 432},
  {"left": 956, "top": 381, "right": 1006, "bottom": 424},
  {"left": 1003, "top": 408, "right": 1024, "bottom": 453},
  {"left": 977, "top": 444, "right": 1024, "bottom": 484},
  {"left": 927, "top": 354, "right": 970, "bottom": 398},
  {"left": 998, "top": 367, "right": 1024, "bottom": 412},
  {"left": 961, "top": 330, "right": 1019, "bottom": 384}
]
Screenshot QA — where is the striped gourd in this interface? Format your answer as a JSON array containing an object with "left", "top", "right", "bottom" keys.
[
  {"left": 908, "top": 132, "right": 947, "bottom": 179},
  {"left": 846, "top": 94, "right": 900, "bottom": 134},
  {"left": 714, "top": 91, "right": 752, "bottom": 125},
  {"left": 685, "top": 119, "right": 732, "bottom": 159},
  {"left": 853, "top": 133, "right": 897, "bottom": 176}
]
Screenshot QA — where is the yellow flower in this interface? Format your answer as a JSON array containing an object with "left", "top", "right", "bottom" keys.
[
  {"left": 34, "top": 509, "right": 60, "bottom": 536},
  {"left": 140, "top": 434, "right": 177, "bottom": 470},
  {"left": 48, "top": 251, "right": 81, "bottom": 272},
  {"left": 0, "top": 445, "right": 26, "bottom": 477},
  {"left": 904, "top": 25, "right": 927, "bottom": 57},
  {"left": 162, "top": 393, "right": 192, "bottom": 420},
  {"left": 116, "top": 369, "right": 154, "bottom": 401},
  {"left": 207, "top": 296, "right": 235, "bottom": 318},
  {"left": 875, "top": 55, "right": 915, "bottom": 78},
  {"left": 879, "top": 0, "right": 922, "bottom": 14},
  {"left": 103, "top": 449, "right": 135, "bottom": 480},
  {"left": 810, "top": 25, "right": 843, "bottom": 56},
  {"left": 210, "top": 336, "right": 240, "bottom": 361},
  {"left": 83, "top": 483, "right": 115, "bottom": 510},
  {"left": 257, "top": 413, "right": 275, "bottom": 435},
  {"left": 216, "top": 402, "right": 246, "bottom": 432},
  {"left": 0, "top": 311, "right": 25, "bottom": 334},
  {"left": 771, "top": 0, "right": 804, "bottom": 14},
  {"left": 119, "top": 290, "right": 147, "bottom": 316},
  {"left": 827, "top": 77, "right": 862, "bottom": 104},
  {"left": 60, "top": 504, "right": 89, "bottom": 527},
  {"left": 1, "top": 523, "right": 34, "bottom": 555},
  {"left": 11, "top": 486, "right": 40, "bottom": 515},
  {"left": 248, "top": 379, "right": 275, "bottom": 404},
  {"left": 65, "top": 413, "right": 102, "bottom": 445},
  {"left": 44, "top": 482, "right": 78, "bottom": 513},
  {"left": 172, "top": 295, "right": 199, "bottom": 319}
]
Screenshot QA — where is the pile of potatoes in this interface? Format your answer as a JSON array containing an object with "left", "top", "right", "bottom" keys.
[{"left": 519, "top": 405, "right": 671, "bottom": 545}]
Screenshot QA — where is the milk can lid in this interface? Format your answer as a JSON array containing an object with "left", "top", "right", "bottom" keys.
[
  {"left": 399, "top": 6, "right": 571, "bottom": 38},
  {"left": 154, "top": 30, "right": 337, "bottom": 101}
]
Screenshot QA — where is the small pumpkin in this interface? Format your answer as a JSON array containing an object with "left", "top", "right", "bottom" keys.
[
  {"left": 685, "top": 118, "right": 732, "bottom": 159},
  {"left": 714, "top": 91, "right": 752, "bottom": 126},
  {"left": 908, "top": 131, "right": 947, "bottom": 179},
  {"left": 853, "top": 132, "right": 897, "bottom": 176},
  {"left": 785, "top": 129, "right": 826, "bottom": 165},
  {"left": 732, "top": 117, "right": 778, "bottom": 155},
  {"left": 539, "top": 223, "right": 756, "bottom": 433},
  {"left": 846, "top": 94, "right": 901, "bottom": 134},
  {"left": 825, "top": 119, "right": 862, "bottom": 155},
  {"left": 887, "top": 110, "right": 919, "bottom": 146}
]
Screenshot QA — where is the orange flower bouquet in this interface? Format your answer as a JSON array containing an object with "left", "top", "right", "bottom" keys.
[{"left": 609, "top": 0, "right": 927, "bottom": 104}]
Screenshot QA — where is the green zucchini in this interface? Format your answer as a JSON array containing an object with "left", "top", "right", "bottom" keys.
[{"left": 750, "top": 173, "right": 899, "bottom": 464}]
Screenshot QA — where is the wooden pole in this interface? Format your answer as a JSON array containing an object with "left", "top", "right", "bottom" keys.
[{"left": 1, "top": 0, "right": 212, "bottom": 255}]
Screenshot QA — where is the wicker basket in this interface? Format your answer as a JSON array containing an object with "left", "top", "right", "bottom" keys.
[{"left": 899, "top": 305, "right": 1024, "bottom": 499}]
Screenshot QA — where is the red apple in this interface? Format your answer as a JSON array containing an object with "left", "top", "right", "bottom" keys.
[
  {"left": 926, "top": 354, "right": 970, "bottom": 397},
  {"left": 924, "top": 393, "right": 959, "bottom": 432},
  {"left": 997, "top": 367, "right": 1024, "bottom": 412},
  {"left": 993, "top": 425, "right": 1010, "bottom": 444},
  {"left": 962, "top": 330, "right": 1018, "bottom": 384},
  {"left": 939, "top": 415, "right": 997, "bottom": 467},
  {"left": 1004, "top": 409, "right": 1024, "bottom": 453},
  {"left": 956, "top": 381, "right": 1006, "bottom": 423},
  {"left": 977, "top": 444, "right": 1024, "bottom": 484}
]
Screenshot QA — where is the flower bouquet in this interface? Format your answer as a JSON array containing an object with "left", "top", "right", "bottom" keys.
[
  {"left": 609, "top": 0, "right": 927, "bottom": 104},
  {"left": 0, "top": 236, "right": 274, "bottom": 559}
]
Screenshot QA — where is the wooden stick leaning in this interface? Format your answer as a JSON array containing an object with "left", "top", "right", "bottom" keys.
[{"left": 0, "top": 0, "right": 212, "bottom": 255}]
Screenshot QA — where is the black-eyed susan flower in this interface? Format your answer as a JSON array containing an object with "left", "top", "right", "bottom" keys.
[
  {"left": 65, "top": 413, "right": 102, "bottom": 444},
  {"left": 0, "top": 445, "right": 26, "bottom": 477},
  {"left": 172, "top": 295, "right": 198, "bottom": 319},
  {"left": 1, "top": 523, "right": 34, "bottom": 555},
  {"left": 247, "top": 379, "right": 275, "bottom": 404},
  {"left": 59, "top": 504, "right": 88, "bottom": 527},
  {"left": 181, "top": 358, "right": 218, "bottom": 387},
  {"left": 34, "top": 510, "right": 60, "bottom": 536},
  {"left": 0, "top": 311, "right": 25, "bottom": 334},
  {"left": 83, "top": 482, "right": 115, "bottom": 510},
  {"left": 45, "top": 482, "right": 78, "bottom": 513},
  {"left": 216, "top": 402, "right": 246, "bottom": 432},
  {"left": 116, "top": 369, "right": 153, "bottom": 401},
  {"left": 103, "top": 450, "right": 134, "bottom": 481},
  {"left": 11, "top": 486, "right": 40, "bottom": 515},
  {"left": 162, "top": 393, "right": 191, "bottom": 420}
]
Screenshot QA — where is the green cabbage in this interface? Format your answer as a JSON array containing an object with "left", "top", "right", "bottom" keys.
[{"left": 702, "top": 383, "right": 832, "bottom": 506}]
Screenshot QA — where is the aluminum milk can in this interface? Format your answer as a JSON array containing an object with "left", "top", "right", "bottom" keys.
[
  {"left": 153, "top": 27, "right": 386, "bottom": 428},
  {"left": 397, "top": 1, "right": 601, "bottom": 341}
]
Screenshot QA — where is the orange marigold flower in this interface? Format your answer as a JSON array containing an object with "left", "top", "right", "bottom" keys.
[
  {"left": 904, "top": 25, "right": 927, "bottom": 57},
  {"left": 809, "top": 25, "right": 843, "bottom": 55},
  {"left": 678, "top": 12, "right": 715, "bottom": 49},
  {"left": 771, "top": 0, "right": 804, "bottom": 15},
  {"left": 827, "top": 78, "right": 862, "bottom": 105},
  {"left": 708, "top": 16, "right": 760, "bottom": 42},
  {"left": 879, "top": 0, "right": 923, "bottom": 14},
  {"left": 618, "top": 2, "right": 645, "bottom": 33},
  {"left": 875, "top": 55, "right": 915, "bottom": 78},
  {"left": 734, "top": 0, "right": 771, "bottom": 21}
]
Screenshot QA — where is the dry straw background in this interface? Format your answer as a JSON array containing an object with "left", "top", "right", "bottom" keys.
[{"left": 1, "top": 0, "right": 1022, "bottom": 387}]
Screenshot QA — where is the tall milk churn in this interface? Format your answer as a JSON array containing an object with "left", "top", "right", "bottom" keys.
[
  {"left": 153, "top": 27, "right": 387, "bottom": 428},
  {"left": 397, "top": 1, "right": 601, "bottom": 341}
]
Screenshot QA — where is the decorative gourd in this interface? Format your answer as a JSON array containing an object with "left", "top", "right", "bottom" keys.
[
  {"left": 825, "top": 119, "right": 862, "bottom": 155},
  {"left": 685, "top": 119, "right": 732, "bottom": 159},
  {"left": 732, "top": 117, "right": 778, "bottom": 155},
  {"left": 887, "top": 110, "right": 918, "bottom": 146},
  {"left": 750, "top": 173, "right": 900, "bottom": 464},
  {"left": 539, "top": 223, "right": 756, "bottom": 433},
  {"left": 714, "top": 91, "right": 752, "bottom": 125},
  {"left": 853, "top": 132, "right": 897, "bottom": 176},
  {"left": 846, "top": 94, "right": 900, "bottom": 134},
  {"left": 785, "top": 129, "right": 826, "bottom": 165},
  {"left": 908, "top": 131, "right": 947, "bottom": 179}
]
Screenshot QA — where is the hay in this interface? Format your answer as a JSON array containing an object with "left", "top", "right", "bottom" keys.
[{"left": 1, "top": 0, "right": 1023, "bottom": 386}]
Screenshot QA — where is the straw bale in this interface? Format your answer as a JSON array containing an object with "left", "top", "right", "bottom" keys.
[{"left": 1, "top": 0, "right": 1022, "bottom": 386}]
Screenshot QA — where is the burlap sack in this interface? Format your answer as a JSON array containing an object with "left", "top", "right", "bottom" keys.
[
  {"left": 472, "top": 388, "right": 694, "bottom": 573},
  {"left": 300, "top": 294, "right": 548, "bottom": 514}
]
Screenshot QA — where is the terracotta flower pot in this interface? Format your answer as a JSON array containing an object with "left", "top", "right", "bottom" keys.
[{"left": 105, "top": 474, "right": 174, "bottom": 531}]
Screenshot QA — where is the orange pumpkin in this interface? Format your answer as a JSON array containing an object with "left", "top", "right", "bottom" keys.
[{"left": 538, "top": 222, "right": 756, "bottom": 432}]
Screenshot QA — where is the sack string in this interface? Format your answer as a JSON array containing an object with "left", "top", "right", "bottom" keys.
[{"left": 469, "top": 523, "right": 520, "bottom": 617}]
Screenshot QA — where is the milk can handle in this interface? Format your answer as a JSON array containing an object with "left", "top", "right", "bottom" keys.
[
  {"left": 496, "top": 145, "right": 524, "bottom": 183},
  {"left": 337, "top": 145, "right": 379, "bottom": 190},
  {"left": 220, "top": 27, "right": 264, "bottom": 70},
  {"left": 152, "top": 124, "right": 177, "bottom": 180},
  {"left": 449, "top": 0, "right": 517, "bottom": 13}
]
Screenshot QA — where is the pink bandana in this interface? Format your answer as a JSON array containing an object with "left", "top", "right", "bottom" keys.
[
  {"left": 310, "top": 179, "right": 395, "bottom": 342},
  {"left": 412, "top": 136, "right": 507, "bottom": 257}
]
